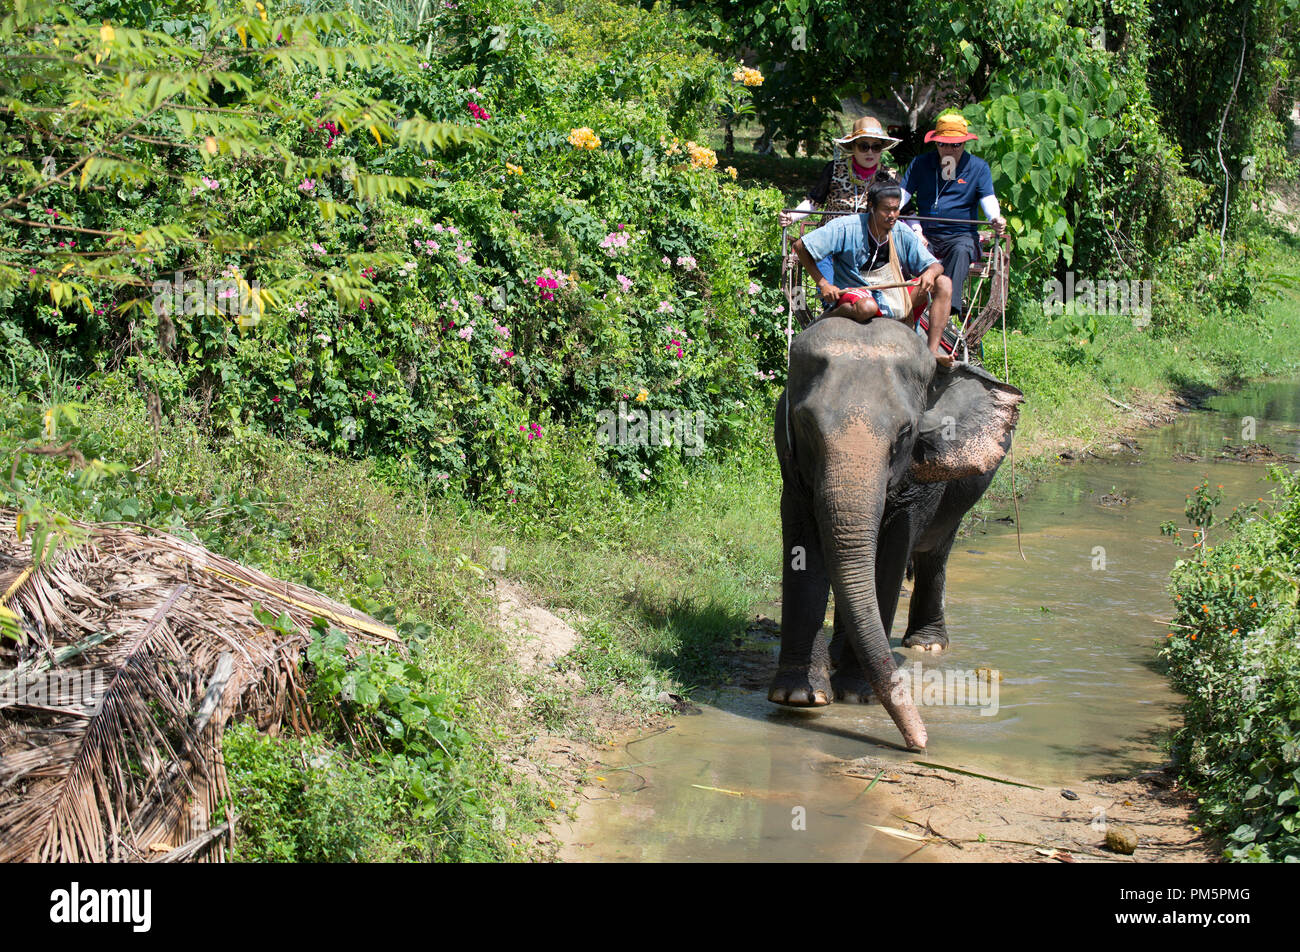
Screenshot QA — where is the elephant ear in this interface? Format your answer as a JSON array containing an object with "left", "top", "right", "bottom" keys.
[{"left": 910, "top": 363, "right": 1024, "bottom": 483}]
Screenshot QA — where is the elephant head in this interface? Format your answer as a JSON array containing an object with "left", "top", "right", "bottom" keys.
[{"left": 777, "top": 316, "right": 1022, "bottom": 749}]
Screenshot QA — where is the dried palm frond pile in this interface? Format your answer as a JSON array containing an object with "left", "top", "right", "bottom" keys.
[{"left": 0, "top": 508, "right": 397, "bottom": 862}]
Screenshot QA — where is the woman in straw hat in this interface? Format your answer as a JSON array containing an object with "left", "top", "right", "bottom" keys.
[{"left": 779, "top": 116, "right": 902, "bottom": 283}]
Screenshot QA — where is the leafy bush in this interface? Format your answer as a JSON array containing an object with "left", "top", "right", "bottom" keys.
[
  {"left": 1, "top": 0, "right": 790, "bottom": 508},
  {"left": 220, "top": 723, "right": 407, "bottom": 862},
  {"left": 1160, "top": 470, "right": 1300, "bottom": 862},
  {"left": 218, "top": 617, "right": 518, "bottom": 862}
]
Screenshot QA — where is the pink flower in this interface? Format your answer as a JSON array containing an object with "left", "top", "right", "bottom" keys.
[
  {"left": 600, "top": 231, "right": 631, "bottom": 256},
  {"left": 458, "top": 326, "right": 474, "bottom": 340},
  {"left": 365, "top": 390, "right": 377, "bottom": 401},
  {"left": 298, "top": 178, "right": 316, "bottom": 194},
  {"left": 748, "top": 281, "right": 761, "bottom": 295},
  {"left": 272, "top": 396, "right": 281, "bottom": 403},
  {"left": 311, "top": 242, "right": 326, "bottom": 255},
  {"left": 617, "top": 274, "right": 633, "bottom": 293},
  {"left": 657, "top": 301, "right": 674, "bottom": 313},
  {"left": 494, "top": 324, "right": 510, "bottom": 338}
]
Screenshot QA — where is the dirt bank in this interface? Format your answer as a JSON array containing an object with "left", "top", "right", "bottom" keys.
[{"left": 831, "top": 755, "right": 1216, "bottom": 862}]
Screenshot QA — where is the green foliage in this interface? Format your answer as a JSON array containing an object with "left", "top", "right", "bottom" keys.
[
  {"left": 220, "top": 722, "right": 408, "bottom": 862},
  {"left": 300, "top": 619, "right": 505, "bottom": 855},
  {"left": 1147, "top": 0, "right": 1298, "bottom": 187},
  {"left": 0, "top": 0, "right": 491, "bottom": 318},
  {"left": 0, "top": 0, "right": 787, "bottom": 505},
  {"left": 1161, "top": 469, "right": 1300, "bottom": 862}
]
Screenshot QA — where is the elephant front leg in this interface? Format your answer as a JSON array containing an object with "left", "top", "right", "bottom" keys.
[
  {"left": 902, "top": 544, "right": 952, "bottom": 651},
  {"left": 830, "top": 607, "right": 871, "bottom": 702},
  {"left": 769, "top": 485, "right": 833, "bottom": 707}
]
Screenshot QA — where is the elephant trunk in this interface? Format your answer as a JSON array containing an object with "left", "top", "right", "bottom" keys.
[{"left": 818, "top": 441, "right": 928, "bottom": 750}]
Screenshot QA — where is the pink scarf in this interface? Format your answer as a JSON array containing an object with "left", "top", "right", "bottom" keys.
[{"left": 851, "top": 160, "right": 879, "bottom": 180}]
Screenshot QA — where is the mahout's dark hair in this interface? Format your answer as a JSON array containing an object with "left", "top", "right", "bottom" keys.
[{"left": 867, "top": 173, "right": 903, "bottom": 208}]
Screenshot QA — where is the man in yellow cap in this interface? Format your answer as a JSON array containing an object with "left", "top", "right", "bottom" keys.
[{"left": 900, "top": 113, "right": 1005, "bottom": 336}]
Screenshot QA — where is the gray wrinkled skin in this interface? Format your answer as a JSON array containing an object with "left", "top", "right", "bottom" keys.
[{"left": 770, "top": 317, "right": 1023, "bottom": 749}]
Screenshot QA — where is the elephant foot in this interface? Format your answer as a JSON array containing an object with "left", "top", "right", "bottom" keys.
[
  {"left": 768, "top": 664, "right": 832, "bottom": 707},
  {"left": 902, "top": 625, "right": 949, "bottom": 652},
  {"left": 831, "top": 670, "right": 875, "bottom": 704}
]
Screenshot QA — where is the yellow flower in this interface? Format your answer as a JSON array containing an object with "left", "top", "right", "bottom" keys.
[
  {"left": 685, "top": 141, "right": 717, "bottom": 170},
  {"left": 505, "top": 161, "right": 523, "bottom": 175},
  {"left": 99, "top": 22, "right": 115, "bottom": 44},
  {"left": 732, "top": 65, "right": 764, "bottom": 87},
  {"left": 256, "top": 2, "right": 268, "bottom": 22},
  {"left": 724, "top": 166, "right": 738, "bottom": 180},
  {"left": 635, "top": 389, "right": 649, "bottom": 402},
  {"left": 568, "top": 127, "right": 601, "bottom": 150}
]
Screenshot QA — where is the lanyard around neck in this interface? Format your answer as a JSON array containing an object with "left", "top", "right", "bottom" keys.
[
  {"left": 864, "top": 221, "right": 888, "bottom": 272},
  {"left": 933, "top": 153, "right": 960, "bottom": 209}
]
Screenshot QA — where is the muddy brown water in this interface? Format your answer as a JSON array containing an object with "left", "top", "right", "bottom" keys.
[{"left": 558, "top": 380, "right": 1300, "bottom": 862}]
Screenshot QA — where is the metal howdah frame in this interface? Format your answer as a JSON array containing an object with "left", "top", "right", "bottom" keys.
[{"left": 779, "top": 210, "right": 1010, "bottom": 365}]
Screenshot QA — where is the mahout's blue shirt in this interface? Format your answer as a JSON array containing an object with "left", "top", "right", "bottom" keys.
[{"left": 800, "top": 214, "right": 939, "bottom": 290}]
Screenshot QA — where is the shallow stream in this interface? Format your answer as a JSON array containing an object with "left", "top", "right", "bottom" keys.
[{"left": 559, "top": 379, "right": 1300, "bottom": 862}]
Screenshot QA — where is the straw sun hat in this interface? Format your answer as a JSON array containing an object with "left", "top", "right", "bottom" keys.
[{"left": 833, "top": 116, "right": 901, "bottom": 149}]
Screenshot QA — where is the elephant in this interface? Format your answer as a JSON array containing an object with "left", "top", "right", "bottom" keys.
[{"left": 769, "top": 315, "right": 1023, "bottom": 750}]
